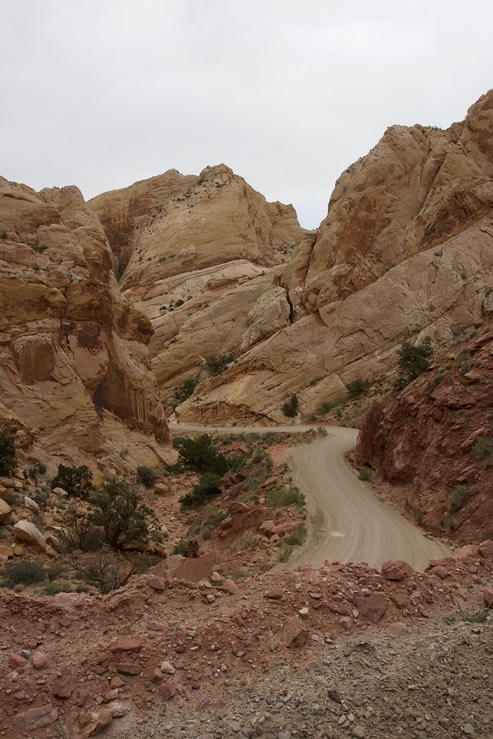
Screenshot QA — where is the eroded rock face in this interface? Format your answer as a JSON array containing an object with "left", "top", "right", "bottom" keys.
[
  {"left": 0, "top": 179, "right": 169, "bottom": 471},
  {"left": 91, "top": 164, "right": 312, "bottom": 407},
  {"left": 178, "top": 90, "right": 493, "bottom": 423}
]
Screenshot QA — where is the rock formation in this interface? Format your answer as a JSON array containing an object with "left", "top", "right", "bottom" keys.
[
  {"left": 90, "top": 164, "right": 313, "bottom": 408},
  {"left": 174, "top": 90, "right": 493, "bottom": 423},
  {"left": 355, "top": 329, "right": 493, "bottom": 543},
  {"left": 0, "top": 179, "right": 169, "bottom": 475}
]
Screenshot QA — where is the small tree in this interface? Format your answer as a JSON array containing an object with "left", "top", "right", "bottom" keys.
[
  {"left": 282, "top": 395, "right": 299, "bottom": 418},
  {"left": 396, "top": 337, "right": 434, "bottom": 386},
  {"left": 174, "top": 434, "right": 229, "bottom": 475},
  {"left": 51, "top": 464, "right": 93, "bottom": 499},
  {"left": 174, "top": 378, "right": 198, "bottom": 405},
  {"left": 136, "top": 466, "right": 158, "bottom": 489},
  {"left": 180, "top": 472, "right": 222, "bottom": 508},
  {"left": 89, "top": 481, "right": 154, "bottom": 550},
  {"left": 0, "top": 432, "right": 16, "bottom": 476}
]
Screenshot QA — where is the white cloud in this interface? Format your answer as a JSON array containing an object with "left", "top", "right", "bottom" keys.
[{"left": 1, "top": 0, "right": 492, "bottom": 228}]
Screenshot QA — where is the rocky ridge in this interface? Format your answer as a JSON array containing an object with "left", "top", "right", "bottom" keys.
[
  {"left": 0, "top": 179, "right": 170, "bottom": 476},
  {"left": 173, "top": 90, "right": 493, "bottom": 424}
]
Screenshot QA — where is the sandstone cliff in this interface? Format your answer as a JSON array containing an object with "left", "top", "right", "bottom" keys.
[
  {"left": 90, "top": 165, "right": 313, "bottom": 408},
  {"left": 175, "top": 90, "right": 493, "bottom": 423},
  {"left": 355, "top": 329, "right": 493, "bottom": 543},
  {"left": 0, "top": 179, "right": 169, "bottom": 475}
]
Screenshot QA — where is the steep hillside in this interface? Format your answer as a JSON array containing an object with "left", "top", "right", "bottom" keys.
[
  {"left": 356, "top": 327, "right": 493, "bottom": 543},
  {"left": 175, "top": 90, "right": 493, "bottom": 423},
  {"left": 90, "top": 164, "right": 314, "bottom": 410},
  {"left": 0, "top": 179, "right": 170, "bottom": 476}
]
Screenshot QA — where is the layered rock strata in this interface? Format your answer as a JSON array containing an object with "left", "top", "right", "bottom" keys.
[{"left": 0, "top": 179, "right": 169, "bottom": 473}]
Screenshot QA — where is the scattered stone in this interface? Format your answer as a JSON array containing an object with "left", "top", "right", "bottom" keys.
[
  {"left": 483, "top": 587, "right": 493, "bottom": 607},
  {"left": 160, "top": 660, "right": 175, "bottom": 675},
  {"left": 79, "top": 707, "right": 113, "bottom": 736},
  {"left": 0, "top": 498, "right": 12, "bottom": 524},
  {"left": 159, "top": 680, "right": 177, "bottom": 701},
  {"left": 386, "top": 622, "right": 408, "bottom": 637},
  {"left": 355, "top": 593, "right": 387, "bottom": 623},
  {"left": 51, "top": 667, "right": 77, "bottom": 699},
  {"left": 284, "top": 617, "right": 309, "bottom": 648},
  {"left": 117, "top": 662, "right": 141, "bottom": 675},
  {"left": 32, "top": 650, "right": 50, "bottom": 670},
  {"left": 8, "top": 653, "right": 27, "bottom": 670},
  {"left": 381, "top": 560, "right": 413, "bottom": 580},
  {"left": 265, "top": 589, "right": 284, "bottom": 600},
  {"left": 110, "top": 638, "right": 142, "bottom": 653},
  {"left": 221, "top": 578, "right": 240, "bottom": 595},
  {"left": 24, "top": 495, "right": 40, "bottom": 513},
  {"left": 147, "top": 576, "right": 166, "bottom": 591},
  {"left": 12, "top": 703, "right": 59, "bottom": 730},
  {"left": 352, "top": 726, "right": 366, "bottom": 738}
]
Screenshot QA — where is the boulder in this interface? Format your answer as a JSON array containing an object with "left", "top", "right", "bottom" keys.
[{"left": 13, "top": 520, "right": 47, "bottom": 550}]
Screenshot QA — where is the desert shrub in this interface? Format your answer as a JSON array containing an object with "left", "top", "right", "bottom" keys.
[
  {"left": 59, "top": 502, "right": 103, "bottom": 552},
  {"left": 172, "top": 540, "right": 191, "bottom": 556},
  {"left": 472, "top": 435, "right": 493, "bottom": 461},
  {"left": 346, "top": 379, "right": 371, "bottom": 397},
  {"left": 89, "top": 481, "right": 154, "bottom": 550},
  {"left": 266, "top": 485, "right": 305, "bottom": 509},
  {"left": 396, "top": 337, "right": 434, "bottom": 386},
  {"left": 180, "top": 472, "right": 222, "bottom": 508},
  {"left": 206, "top": 352, "right": 235, "bottom": 377},
  {"left": 0, "top": 560, "right": 45, "bottom": 587},
  {"left": 448, "top": 485, "right": 470, "bottom": 514},
  {"left": 0, "top": 432, "right": 16, "bottom": 476},
  {"left": 174, "top": 434, "right": 229, "bottom": 475},
  {"left": 174, "top": 378, "right": 198, "bottom": 405},
  {"left": 278, "top": 542, "right": 293, "bottom": 562},
  {"left": 282, "top": 395, "right": 299, "bottom": 418},
  {"left": 66, "top": 548, "right": 138, "bottom": 594},
  {"left": 44, "top": 581, "right": 72, "bottom": 595},
  {"left": 284, "top": 523, "right": 307, "bottom": 547},
  {"left": 233, "top": 529, "right": 259, "bottom": 552},
  {"left": 136, "top": 466, "right": 158, "bottom": 489},
  {"left": 51, "top": 464, "right": 93, "bottom": 499},
  {"left": 358, "top": 468, "right": 372, "bottom": 481}
]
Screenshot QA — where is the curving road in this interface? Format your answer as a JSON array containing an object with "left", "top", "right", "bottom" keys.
[{"left": 169, "top": 423, "right": 451, "bottom": 571}]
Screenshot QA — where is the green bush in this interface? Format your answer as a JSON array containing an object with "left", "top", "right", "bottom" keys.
[
  {"left": 284, "top": 523, "right": 307, "bottom": 546},
  {"left": 448, "top": 485, "right": 470, "bottom": 514},
  {"left": 0, "top": 433, "right": 16, "bottom": 476},
  {"left": 0, "top": 560, "right": 45, "bottom": 587},
  {"left": 472, "top": 435, "right": 493, "bottom": 461},
  {"left": 282, "top": 395, "right": 299, "bottom": 418},
  {"left": 396, "top": 337, "right": 434, "bottom": 386},
  {"left": 174, "top": 434, "right": 229, "bottom": 475},
  {"left": 174, "top": 378, "right": 198, "bottom": 405},
  {"left": 89, "top": 481, "right": 154, "bottom": 550},
  {"left": 266, "top": 485, "right": 305, "bottom": 509},
  {"left": 205, "top": 353, "right": 236, "bottom": 377},
  {"left": 136, "top": 466, "right": 158, "bottom": 489},
  {"left": 51, "top": 464, "right": 93, "bottom": 499},
  {"left": 358, "top": 468, "right": 372, "bottom": 481},
  {"left": 180, "top": 472, "right": 222, "bottom": 508},
  {"left": 346, "top": 379, "right": 371, "bottom": 397}
]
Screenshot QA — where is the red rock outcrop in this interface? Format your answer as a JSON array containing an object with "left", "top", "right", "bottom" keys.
[
  {"left": 355, "top": 330, "right": 493, "bottom": 542},
  {"left": 0, "top": 178, "right": 169, "bottom": 473}
]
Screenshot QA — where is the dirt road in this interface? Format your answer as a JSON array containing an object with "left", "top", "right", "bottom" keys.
[{"left": 169, "top": 423, "right": 451, "bottom": 570}]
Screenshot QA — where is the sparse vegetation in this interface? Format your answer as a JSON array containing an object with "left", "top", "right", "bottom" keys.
[
  {"left": 282, "top": 394, "right": 299, "bottom": 418},
  {"left": 266, "top": 485, "right": 305, "bottom": 509},
  {"left": 448, "top": 485, "right": 470, "bottom": 514},
  {"left": 205, "top": 352, "right": 236, "bottom": 377},
  {"left": 346, "top": 379, "right": 371, "bottom": 397},
  {"left": 89, "top": 481, "right": 155, "bottom": 550},
  {"left": 51, "top": 464, "right": 93, "bottom": 499},
  {"left": 396, "top": 336, "right": 434, "bottom": 386},
  {"left": 233, "top": 529, "right": 259, "bottom": 552},
  {"left": 174, "top": 378, "right": 198, "bottom": 405},
  {"left": 471, "top": 435, "right": 493, "bottom": 462},
  {"left": 136, "top": 465, "right": 158, "bottom": 489},
  {"left": 0, "top": 432, "right": 16, "bottom": 476},
  {"left": 0, "top": 560, "right": 46, "bottom": 588},
  {"left": 174, "top": 434, "right": 229, "bottom": 475},
  {"left": 358, "top": 468, "right": 372, "bottom": 481},
  {"left": 180, "top": 472, "right": 223, "bottom": 508}
]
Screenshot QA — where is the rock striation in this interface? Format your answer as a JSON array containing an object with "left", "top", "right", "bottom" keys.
[
  {"left": 91, "top": 164, "right": 313, "bottom": 408},
  {"left": 176, "top": 90, "right": 493, "bottom": 423},
  {"left": 0, "top": 179, "right": 169, "bottom": 473}
]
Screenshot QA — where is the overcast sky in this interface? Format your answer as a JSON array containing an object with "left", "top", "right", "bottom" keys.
[{"left": 2, "top": 0, "right": 492, "bottom": 228}]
